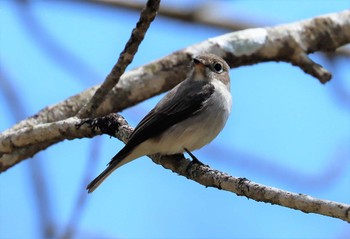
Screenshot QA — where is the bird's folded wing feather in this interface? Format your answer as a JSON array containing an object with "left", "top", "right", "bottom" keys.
[{"left": 108, "top": 80, "right": 214, "bottom": 165}]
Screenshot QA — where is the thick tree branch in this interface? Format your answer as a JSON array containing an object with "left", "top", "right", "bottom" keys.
[
  {"left": 0, "top": 115, "right": 129, "bottom": 170},
  {"left": 5, "top": 10, "right": 350, "bottom": 133},
  {"left": 77, "top": 0, "right": 160, "bottom": 118},
  {"left": 1, "top": 10, "right": 350, "bottom": 173},
  {"left": 0, "top": 117, "right": 94, "bottom": 154},
  {"left": 3, "top": 114, "right": 349, "bottom": 222}
]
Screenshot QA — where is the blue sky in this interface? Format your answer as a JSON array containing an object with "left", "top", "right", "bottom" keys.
[{"left": 1, "top": 1, "right": 349, "bottom": 238}]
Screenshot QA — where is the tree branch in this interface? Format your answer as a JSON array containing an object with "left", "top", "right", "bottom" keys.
[
  {"left": 3, "top": 114, "right": 349, "bottom": 222},
  {"left": 0, "top": 117, "right": 95, "bottom": 154},
  {"left": 77, "top": 0, "right": 160, "bottom": 118},
  {"left": 0, "top": 115, "right": 129, "bottom": 171},
  {"left": 152, "top": 155, "right": 350, "bottom": 223},
  {"left": 5, "top": 10, "right": 349, "bottom": 134}
]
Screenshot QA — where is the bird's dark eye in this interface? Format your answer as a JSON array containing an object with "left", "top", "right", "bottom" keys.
[{"left": 213, "top": 62, "right": 223, "bottom": 73}]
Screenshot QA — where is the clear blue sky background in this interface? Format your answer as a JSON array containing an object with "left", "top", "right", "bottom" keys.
[{"left": 1, "top": 1, "right": 349, "bottom": 238}]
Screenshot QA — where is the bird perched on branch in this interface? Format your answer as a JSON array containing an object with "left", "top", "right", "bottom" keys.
[{"left": 87, "top": 53, "right": 232, "bottom": 193}]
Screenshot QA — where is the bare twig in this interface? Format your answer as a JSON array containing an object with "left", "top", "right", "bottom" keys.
[
  {"left": 77, "top": 0, "right": 160, "bottom": 118},
  {"left": 292, "top": 52, "right": 331, "bottom": 83}
]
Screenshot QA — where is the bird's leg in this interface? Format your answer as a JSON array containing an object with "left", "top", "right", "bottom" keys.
[{"left": 184, "top": 148, "right": 205, "bottom": 166}]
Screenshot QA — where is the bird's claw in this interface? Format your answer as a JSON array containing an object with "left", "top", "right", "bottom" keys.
[{"left": 184, "top": 148, "right": 208, "bottom": 167}]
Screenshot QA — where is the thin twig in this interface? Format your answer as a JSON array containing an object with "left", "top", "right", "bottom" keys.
[
  {"left": 77, "top": 0, "right": 160, "bottom": 118},
  {"left": 291, "top": 52, "right": 332, "bottom": 83}
]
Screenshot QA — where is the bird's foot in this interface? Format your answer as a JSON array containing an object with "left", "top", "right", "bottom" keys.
[{"left": 184, "top": 148, "right": 207, "bottom": 167}]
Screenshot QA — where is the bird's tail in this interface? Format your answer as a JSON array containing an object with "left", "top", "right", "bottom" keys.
[
  {"left": 86, "top": 162, "right": 118, "bottom": 193},
  {"left": 86, "top": 146, "right": 132, "bottom": 193}
]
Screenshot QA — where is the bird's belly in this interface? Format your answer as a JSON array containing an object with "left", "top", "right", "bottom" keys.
[
  {"left": 151, "top": 106, "right": 229, "bottom": 155},
  {"left": 142, "top": 80, "right": 231, "bottom": 156}
]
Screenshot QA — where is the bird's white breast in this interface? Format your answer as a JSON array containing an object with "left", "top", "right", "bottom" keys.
[{"left": 145, "top": 78, "right": 232, "bottom": 155}]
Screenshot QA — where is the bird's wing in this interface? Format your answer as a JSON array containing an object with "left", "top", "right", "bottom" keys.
[
  {"left": 86, "top": 80, "right": 214, "bottom": 193},
  {"left": 109, "top": 80, "right": 215, "bottom": 164}
]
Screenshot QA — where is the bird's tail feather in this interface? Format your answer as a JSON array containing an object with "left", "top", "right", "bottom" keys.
[
  {"left": 86, "top": 149, "right": 131, "bottom": 193},
  {"left": 86, "top": 163, "right": 117, "bottom": 193}
]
